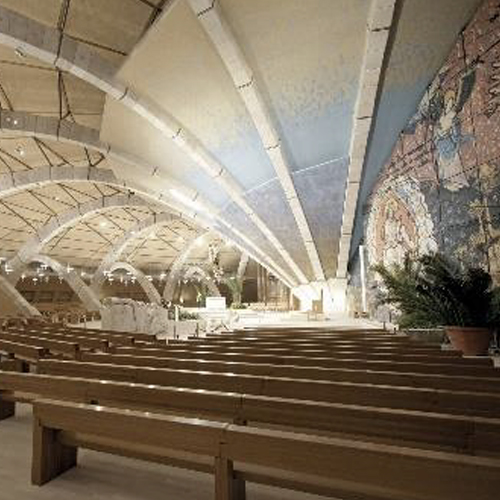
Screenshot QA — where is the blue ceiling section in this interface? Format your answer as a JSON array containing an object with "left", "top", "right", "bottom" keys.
[
  {"left": 245, "top": 179, "right": 314, "bottom": 281},
  {"left": 209, "top": 121, "right": 277, "bottom": 191},
  {"left": 293, "top": 157, "right": 349, "bottom": 278},
  {"left": 220, "top": 202, "right": 295, "bottom": 281},
  {"left": 277, "top": 91, "right": 358, "bottom": 174}
]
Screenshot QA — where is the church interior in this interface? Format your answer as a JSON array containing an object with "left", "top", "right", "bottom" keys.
[{"left": 1, "top": 0, "right": 500, "bottom": 499}]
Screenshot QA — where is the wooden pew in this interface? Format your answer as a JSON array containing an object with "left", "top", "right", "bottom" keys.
[
  {"left": 223, "top": 328, "right": 390, "bottom": 338},
  {"left": 168, "top": 338, "right": 441, "bottom": 351},
  {"left": 0, "top": 332, "right": 79, "bottom": 359},
  {"left": 37, "top": 360, "right": 500, "bottom": 417},
  {"left": 0, "top": 339, "right": 48, "bottom": 364},
  {"left": 192, "top": 334, "right": 427, "bottom": 344},
  {"left": 80, "top": 351, "right": 498, "bottom": 377},
  {"left": 39, "top": 324, "right": 157, "bottom": 343},
  {"left": 205, "top": 331, "right": 406, "bottom": 340},
  {"left": 31, "top": 399, "right": 500, "bottom": 499},
  {"left": 5, "top": 326, "right": 135, "bottom": 347},
  {"left": 80, "top": 352, "right": 500, "bottom": 392},
  {"left": 112, "top": 346, "right": 491, "bottom": 366},
  {"left": 3, "top": 371, "right": 500, "bottom": 455},
  {"left": 14, "top": 325, "right": 146, "bottom": 346},
  {"left": 0, "top": 358, "right": 26, "bottom": 372},
  {"left": 153, "top": 343, "right": 459, "bottom": 358},
  {"left": 235, "top": 327, "right": 388, "bottom": 333},
  {"left": 4, "top": 328, "right": 109, "bottom": 352}
]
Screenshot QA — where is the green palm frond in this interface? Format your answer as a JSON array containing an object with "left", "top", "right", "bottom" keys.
[{"left": 373, "top": 253, "right": 500, "bottom": 329}]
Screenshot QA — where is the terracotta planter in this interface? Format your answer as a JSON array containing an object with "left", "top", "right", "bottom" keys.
[{"left": 445, "top": 326, "right": 492, "bottom": 356}]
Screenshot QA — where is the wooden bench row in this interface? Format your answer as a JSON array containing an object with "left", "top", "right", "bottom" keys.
[
  {"left": 4, "top": 326, "right": 131, "bottom": 346},
  {"left": 0, "top": 339, "right": 48, "bottom": 364},
  {"left": 202, "top": 331, "right": 417, "bottom": 341},
  {"left": 2, "top": 325, "right": 159, "bottom": 346},
  {"left": 172, "top": 338, "right": 442, "bottom": 351},
  {"left": 0, "top": 326, "right": 164, "bottom": 362},
  {"left": 79, "top": 352, "right": 500, "bottom": 392},
  {"left": 2, "top": 371, "right": 500, "bottom": 455},
  {"left": 3, "top": 333, "right": 454, "bottom": 362},
  {"left": 81, "top": 350, "right": 497, "bottom": 376},
  {"left": 32, "top": 398, "right": 500, "bottom": 499},
  {"left": 111, "top": 345, "right": 492, "bottom": 366},
  {"left": 38, "top": 323, "right": 156, "bottom": 342},
  {"left": 36, "top": 359, "right": 500, "bottom": 417},
  {"left": 160, "top": 342, "right": 455, "bottom": 356}
]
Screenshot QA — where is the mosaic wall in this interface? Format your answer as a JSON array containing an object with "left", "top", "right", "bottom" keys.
[
  {"left": 369, "top": 0, "right": 500, "bottom": 269},
  {"left": 350, "top": 0, "right": 500, "bottom": 314}
]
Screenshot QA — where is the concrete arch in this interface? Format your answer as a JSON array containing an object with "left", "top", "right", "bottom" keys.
[
  {"left": 107, "top": 262, "right": 161, "bottom": 305},
  {"left": 188, "top": 0, "right": 324, "bottom": 282},
  {"left": 0, "top": 274, "right": 40, "bottom": 317},
  {"left": 336, "top": 1, "right": 397, "bottom": 279},
  {"left": 183, "top": 265, "right": 221, "bottom": 297},
  {"left": 29, "top": 255, "right": 101, "bottom": 312},
  {"left": 0, "top": 165, "right": 119, "bottom": 201},
  {"left": 0, "top": 109, "right": 201, "bottom": 204},
  {"left": 0, "top": 110, "right": 296, "bottom": 289},
  {"left": 91, "top": 212, "right": 181, "bottom": 292},
  {"left": 7, "top": 193, "right": 149, "bottom": 283},
  {"left": 163, "top": 232, "right": 209, "bottom": 302},
  {"left": 236, "top": 252, "right": 249, "bottom": 282},
  {"left": 0, "top": 6, "right": 306, "bottom": 286}
]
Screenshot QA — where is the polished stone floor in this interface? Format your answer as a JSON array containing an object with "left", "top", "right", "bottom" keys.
[{"left": 0, "top": 404, "right": 327, "bottom": 500}]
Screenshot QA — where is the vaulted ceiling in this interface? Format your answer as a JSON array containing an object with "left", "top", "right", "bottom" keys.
[{"left": 0, "top": 0, "right": 483, "bottom": 290}]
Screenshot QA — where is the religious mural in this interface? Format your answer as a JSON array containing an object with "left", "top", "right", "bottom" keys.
[{"left": 365, "top": 0, "right": 500, "bottom": 284}]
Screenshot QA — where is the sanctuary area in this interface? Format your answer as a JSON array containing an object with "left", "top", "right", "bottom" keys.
[{"left": 0, "top": 1, "right": 499, "bottom": 499}]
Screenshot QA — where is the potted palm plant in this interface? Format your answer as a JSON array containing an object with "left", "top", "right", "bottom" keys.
[{"left": 373, "top": 253, "right": 500, "bottom": 356}]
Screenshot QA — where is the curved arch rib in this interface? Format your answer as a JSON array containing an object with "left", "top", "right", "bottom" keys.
[
  {"left": 91, "top": 212, "right": 182, "bottom": 292},
  {"left": 336, "top": 0, "right": 397, "bottom": 279},
  {"left": 0, "top": 109, "right": 201, "bottom": 205},
  {"left": 107, "top": 262, "right": 161, "bottom": 305},
  {"left": 0, "top": 274, "right": 40, "bottom": 317},
  {"left": 0, "top": 5, "right": 307, "bottom": 285},
  {"left": 188, "top": 0, "right": 325, "bottom": 282},
  {"left": 163, "top": 232, "right": 208, "bottom": 302},
  {"left": 236, "top": 252, "right": 249, "bottom": 282},
  {"left": 30, "top": 255, "right": 101, "bottom": 312},
  {"left": 0, "top": 110, "right": 297, "bottom": 289},
  {"left": 7, "top": 193, "right": 149, "bottom": 283}
]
